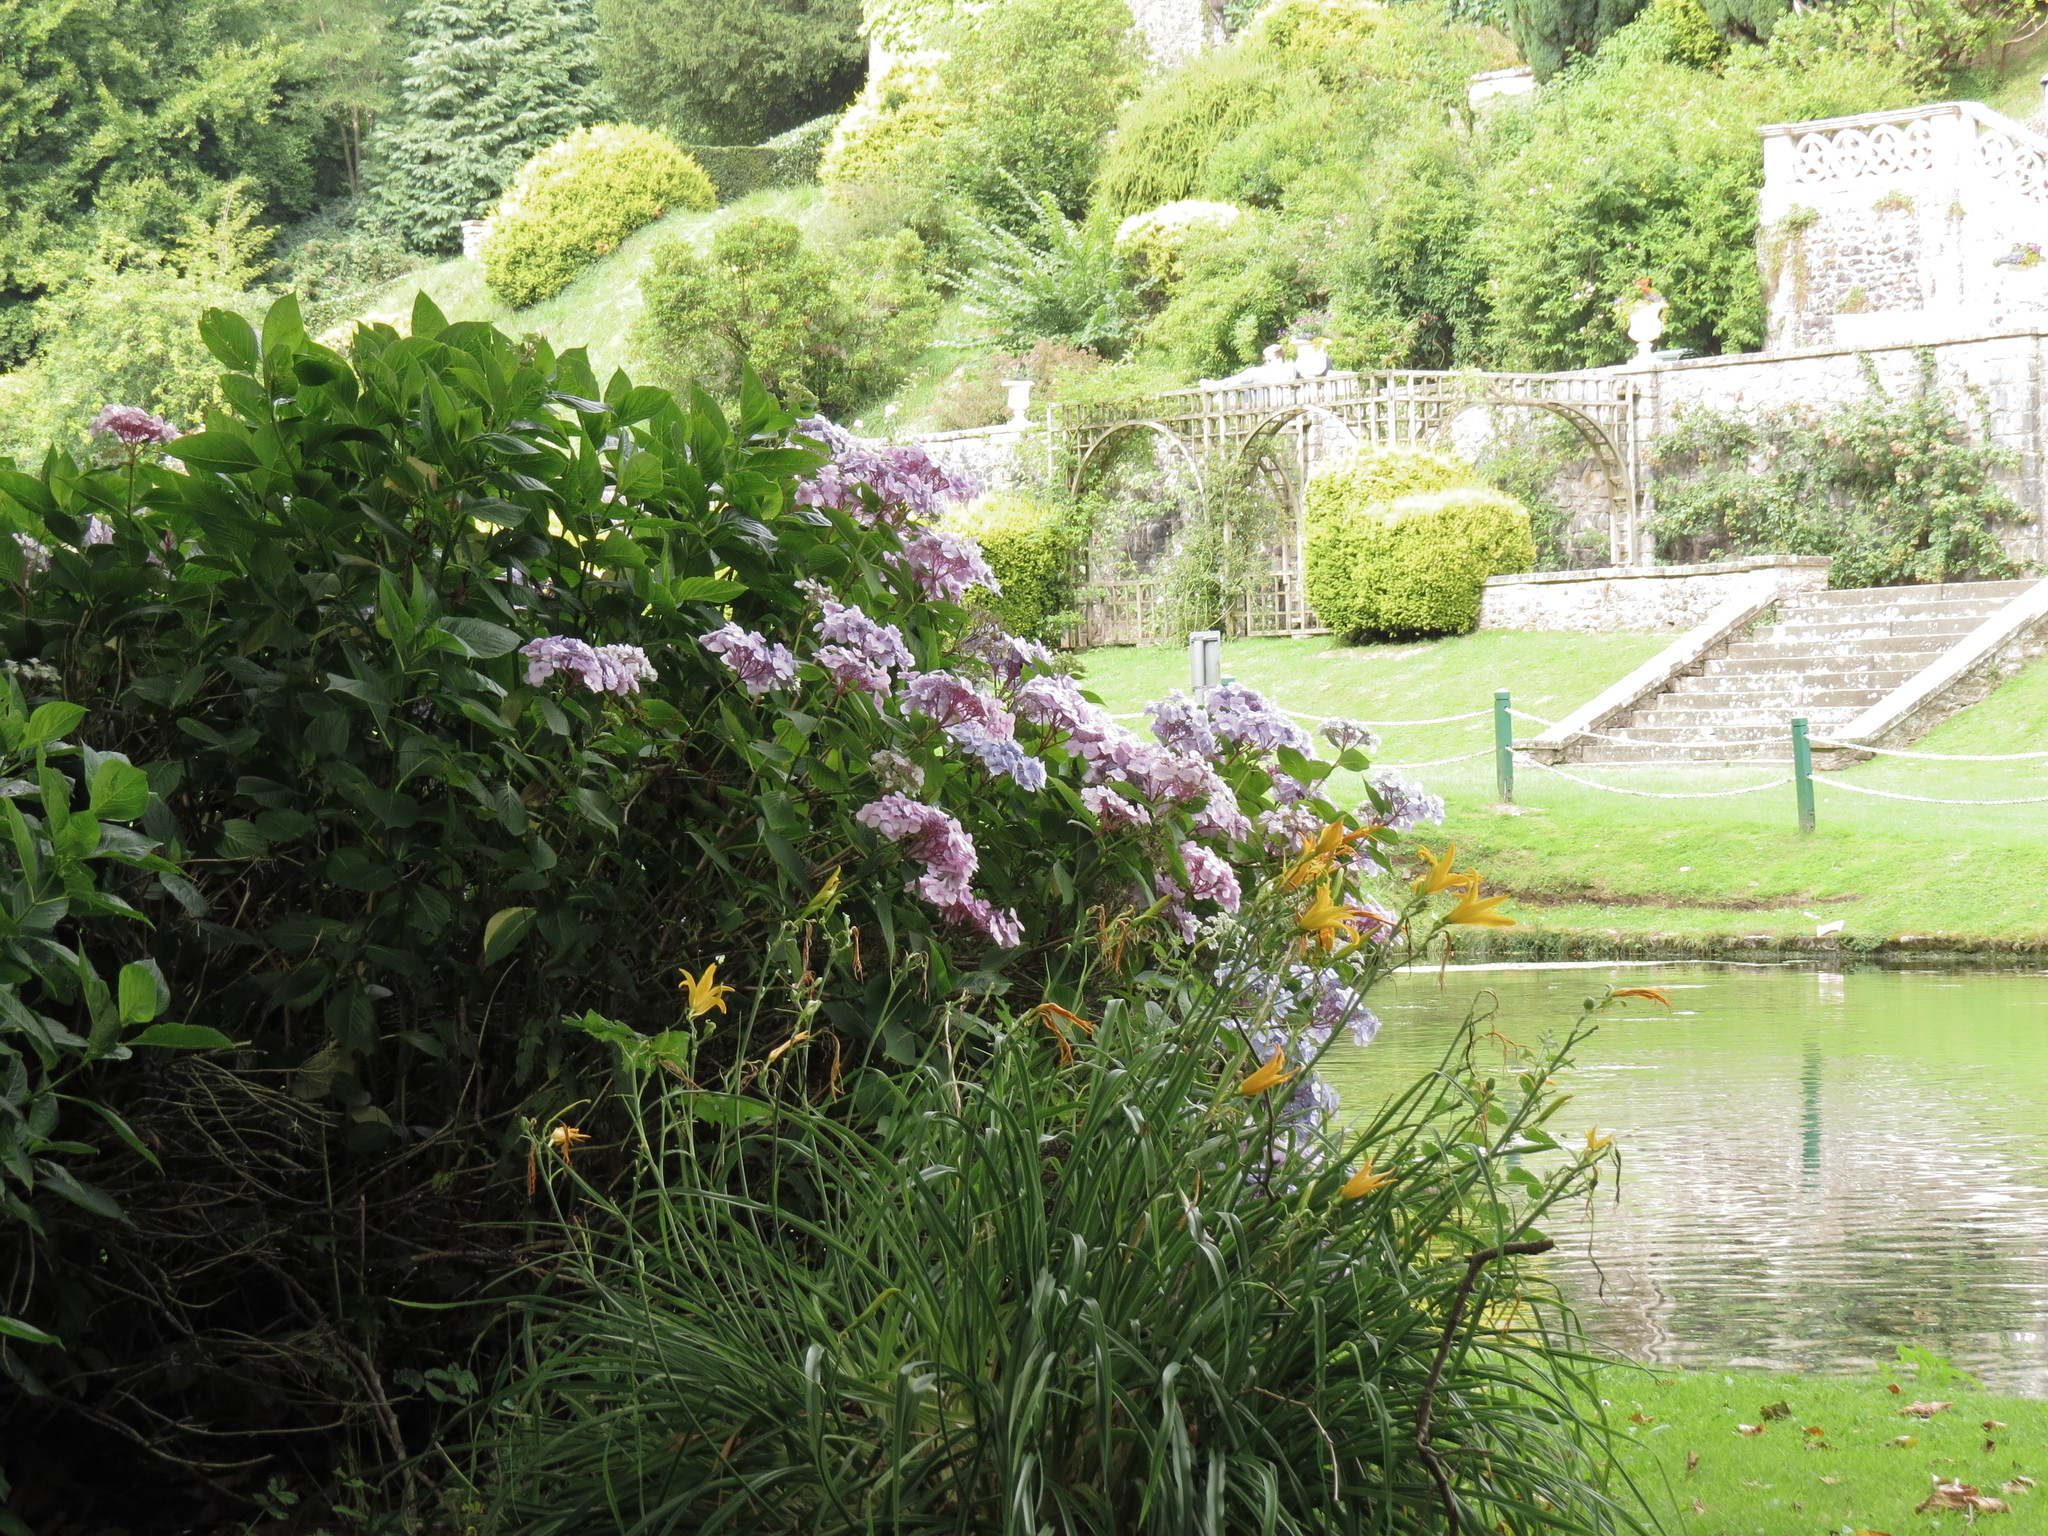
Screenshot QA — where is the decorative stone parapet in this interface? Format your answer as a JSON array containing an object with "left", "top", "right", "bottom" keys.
[
  {"left": 1479, "top": 557, "right": 1832, "bottom": 634},
  {"left": 1759, "top": 102, "right": 2048, "bottom": 351}
]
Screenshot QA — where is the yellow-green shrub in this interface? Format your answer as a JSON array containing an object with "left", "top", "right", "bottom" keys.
[
  {"left": 481, "top": 125, "right": 716, "bottom": 309},
  {"left": 1304, "top": 445, "right": 1532, "bottom": 636},
  {"left": 1113, "top": 199, "right": 1243, "bottom": 292},
  {"left": 1246, "top": 0, "right": 1384, "bottom": 54},
  {"left": 819, "top": 52, "right": 952, "bottom": 191},
  {"left": 945, "top": 492, "right": 1081, "bottom": 639}
]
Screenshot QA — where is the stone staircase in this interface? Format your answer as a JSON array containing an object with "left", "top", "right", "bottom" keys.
[{"left": 1574, "top": 580, "right": 2040, "bottom": 762}]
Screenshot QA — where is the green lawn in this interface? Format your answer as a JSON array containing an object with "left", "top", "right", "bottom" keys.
[
  {"left": 1074, "top": 632, "right": 2048, "bottom": 950},
  {"left": 1607, "top": 1368, "right": 2048, "bottom": 1536}
]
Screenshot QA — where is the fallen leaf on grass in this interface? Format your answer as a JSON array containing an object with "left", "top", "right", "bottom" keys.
[
  {"left": 1820, "top": 1477, "right": 1842, "bottom": 1486},
  {"left": 1899, "top": 1401, "right": 1953, "bottom": 1418},
  {"left": 1852, "top": 1529, "right": 1891, "bottom": 1536},
  {"left": 1917, "top": 1480, "right": 2011, "bottom": 1516},
  {"left": 1742, "top": 1479, "right": 1771, "bottom": 1488},
  {"left": 1686, "top": 1452, "right": 1700, "bottom": 1475},
  {"left": 1983, "top": 1420, "right": 2008, "bottom": 1432},
  {"left": 1887, "top": 1383, "right": 1903, "bottom": 1394},
  {"left": 1737, "top": 1424, "right": 1766, "bottom": 1436},
  {"left": 1986, "top": 1439, "right": 1998, "bottom": 1453},
  {"left": 1887, "top": 1434, "right": 1919, "bottom": 1449},
  {"left": 1804, "top": 1426, "right": 1826, "bottom": 1437},
  {"left": 1760, "top": 1401, "right": 1793, "bottom": 1420},
  {"left": 1629, "top": 1412, "right": 1659, "bottom": 1425},
  {"left": 1792, "top": 1501, "right": 1804, "bottom": 1512},
  {"left": 2003, "top": 1478, "right": 2037, "bottom": 1497},
  {"left": 1690, "top": 1498, "right": 1705, "bottom": 1515}
]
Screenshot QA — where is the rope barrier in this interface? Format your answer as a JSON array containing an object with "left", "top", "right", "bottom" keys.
[
  {"left": 1811, "top": 780, "right": 2048, "bottom": 806},
  {"left": 1809, "top": 738, "right": 2048, "bottom": 761},
  {"left": 1513, "top": 753, "right": 1793, "bottom": 799},
  {"left": 1374, "top": 748, "right": 1496, "bottom": 769}
]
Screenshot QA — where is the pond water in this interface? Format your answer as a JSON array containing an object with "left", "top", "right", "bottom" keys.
[{"left": 1318, "top": 963, "right": 2048, "bottom": 1394}]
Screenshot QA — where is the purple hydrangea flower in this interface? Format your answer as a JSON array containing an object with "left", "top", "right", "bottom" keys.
[
  {"left": 794, "top": 418, "right": 978, "bottom": 527},
  {"left": 902, "top": 670, "right": 1014, "bottom": 737},
  {"left": 1146, "top": 690, "right": 1219, "bottom": 759},
  {"left": 853, "top": 792, "right": 1021, "bottom": 946},
  {"left": 1178, "top": 841, "right": 1241, "bottom": 913},
  {"left": 90, "top": 405, "right": 179, "bottom": 447},
  {"left": 959, "top": 624, "right": 1055, "bottom": 685},
  {"left": 896, "top": 528, "right": 1000, "bottom": 604},
  {"left": 82, "top": 516, "right": 114, "bottom": 547},
  {"left": 1360, "top": 768, "right": 1445, "bottom": 833},
  {"left": 1319, "top": 717, "right": 1381, "bottom": 756},
  {"left": 700, "top": 623, "right": 797, "bottom": 698},
  {"left": 1271, "top": 772, "right": 1315, "bottom": 806},
  {"left": 946, "top": 722, "right": 1049, "bottom": 791},
  {"left": 13, "top": 535, "right": 50, "bottom": 577},
  {"left": 1192, "top": 789, "right": 1252, "bottom": 845},
  {"left": 1204, "top": 682, "right": 1312, "bottom": 756},
  {"left": 1016, "top": 673, "right": 1096, "bottom": 733},
  {"left": 1258, "top": 804, "right": 1324, "bottom": 856},
  {"left": 520, "top": 636, "right": 659, "bottom": 697},
  {"left": 1081, "top": 784, "right": 1151, "bottom": 829},
  {"left": 813, "top": 596, "right": 914, "bottom": 699}
]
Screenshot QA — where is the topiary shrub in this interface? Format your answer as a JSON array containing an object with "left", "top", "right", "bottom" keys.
[
  {"left": 481, "top": 124, "right": 716, "bottom": 308},
  {"left": 1304, "top": 445, "right": 1532, "bottom": 637},
  {"left": 944, "top": 492, "right": 1083, "bottom": 638},
  {"left": 638, "top": 214, "right": 938, "bottom": 414}
]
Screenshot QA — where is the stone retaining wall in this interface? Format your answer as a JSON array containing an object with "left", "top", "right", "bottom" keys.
[{"left": 1479, "top": 556, "right": 1832, "bottom": 633}]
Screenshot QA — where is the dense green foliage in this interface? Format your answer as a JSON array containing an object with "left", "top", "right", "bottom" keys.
[
  {"left": 471, "top": 901, "right": 1634, "bottom": 1534},
  {"left": 366, "top": 0, "right": 610, "bottom": 252},
  {"left": 685, "top": 115, "right": 842, "bottom": 203},
  {"left": 937, "top": 0, "right": 1141, "bottom": 227},
  {"left": 945, "top": 492, "right": 1083, "bottom": 637},
  {"left": 639, "top": 215, "right": 937, "bottom": 413},
  {"left": 1651, "top": 356, "right": 2026, "bottom": 589},
  {"left": 592, "top": 0, "right": 864, "bottom": 145},
  {"left": 953, "top": 192, "right": 1142, "bottom": 356},
  {"left": 481, "top": 125, "right": 716, "bottom": 308},
  {"left": 1306, "top": 446, "right": 1534, "bottom": 636}
]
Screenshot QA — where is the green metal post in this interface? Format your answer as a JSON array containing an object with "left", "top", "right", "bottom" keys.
[
  {"left": 1494, "top": 689, "right": 1514, "bottom": 803},
  {"left": 1792, "top": 717, "right": 1815, "bottom": 833}
]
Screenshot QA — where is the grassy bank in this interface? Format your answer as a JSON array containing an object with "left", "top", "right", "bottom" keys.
[
  {"left": 1608, "top": 1367, "right": 2048, "bottom": 1535},
  {"left": 1076, "top": 633, "right": 2048, "bottom": 952}
]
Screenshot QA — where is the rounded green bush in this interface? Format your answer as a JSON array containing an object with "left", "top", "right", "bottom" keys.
[
  {"left": 481, "top": 125, "right": 717, "bottom": 309},
  {"left": 1090, "top": 45, "right": 1292, "bottom": 221},
  {"left": 1304, "top": 446, "right": 1533, "bottom": 637},
  {"left": 945, "top": 492, "right": 1081, "bottom": 639}
]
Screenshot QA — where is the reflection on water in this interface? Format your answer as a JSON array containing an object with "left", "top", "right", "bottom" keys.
[{"left": 1317, "top": 963, "right": 2048, "bottom": 1392}]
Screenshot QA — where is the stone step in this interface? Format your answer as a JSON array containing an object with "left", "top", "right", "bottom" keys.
[
  {"left": 1671, "top": 671, "right": 1908, "bottom": 700},
  {"left": 1776, "top": 578, "right": 2036, "bottom": 613},
  {"left": 1567, "top": 741, "right": 1802, "bottom": 763},
  {"left": 1747, "top": 614, "right": 1989, "bottom": 645},
  {"left": 1625, "top": 713, "right": 1868, "bottom": 736},
  {"left": 1705, "top": 648, "right": 1946, "bottom": 676}
]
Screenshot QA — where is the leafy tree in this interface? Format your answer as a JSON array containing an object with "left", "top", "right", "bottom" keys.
[
  {"left": 592, "top": 0, "right": 865, "bottom": 146},
  {"left": 1506, "top": 0, "right": 1650, "bottom": 79},
  {"left": 364, "top": 0, "right": 610, "bottom": 252},
  {"left": 0, "top": 0, "right": 320, "bottom": 367},
  {"left": 938, "top": 0, "right": 1141, "bottom": 227},
  {"left": 280, "top": 0, "right": 405, "bottom": 196}
]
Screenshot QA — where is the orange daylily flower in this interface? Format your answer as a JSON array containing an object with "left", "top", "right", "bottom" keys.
[
  {"left": 1297, "top": 884, "right": 1371, "bottom": 952},
  {"left": 1283, "top": 820, "right": 1372, "bottom": 890},
  {"left": 678, "top": 962, "right": 735, "bottom": 1018},
  {"left": 1584, "top": 1127, "right": 1614, "bottom": 1153},
  {"left": 1444, "top": 880, "right": 1515, "bottom": 928},
  {"left": 1239, "top": 1049, "right": 1296, "bottom": 1096},
  {"left": 1031, "top": 1003, "right": 1095, "bottom": 1065},
  {"left": 548, "top": 1125, "right": 590, "bottom": 1159},
  {"left": 1412, "top": 843, "right": 1470, "bottom": 895},
  {"left": 1339, "top": 1156, "right": 1395, "bottom": 1199}
]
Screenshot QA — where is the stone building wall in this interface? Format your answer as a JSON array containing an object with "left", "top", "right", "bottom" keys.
[{"left": 1479, "top": 557, "right": 1831, "bottom": 633}]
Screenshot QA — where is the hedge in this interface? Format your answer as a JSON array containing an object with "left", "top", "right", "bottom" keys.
[
  {"left": 944, "top": 492, "right": 1082, "bottom": 639},
  {"left": 1304, "top": 445, "right": 1533, "bottom": 636},
  {"left": 684, "top": 113, "right": 842, "bottom": 204}
]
